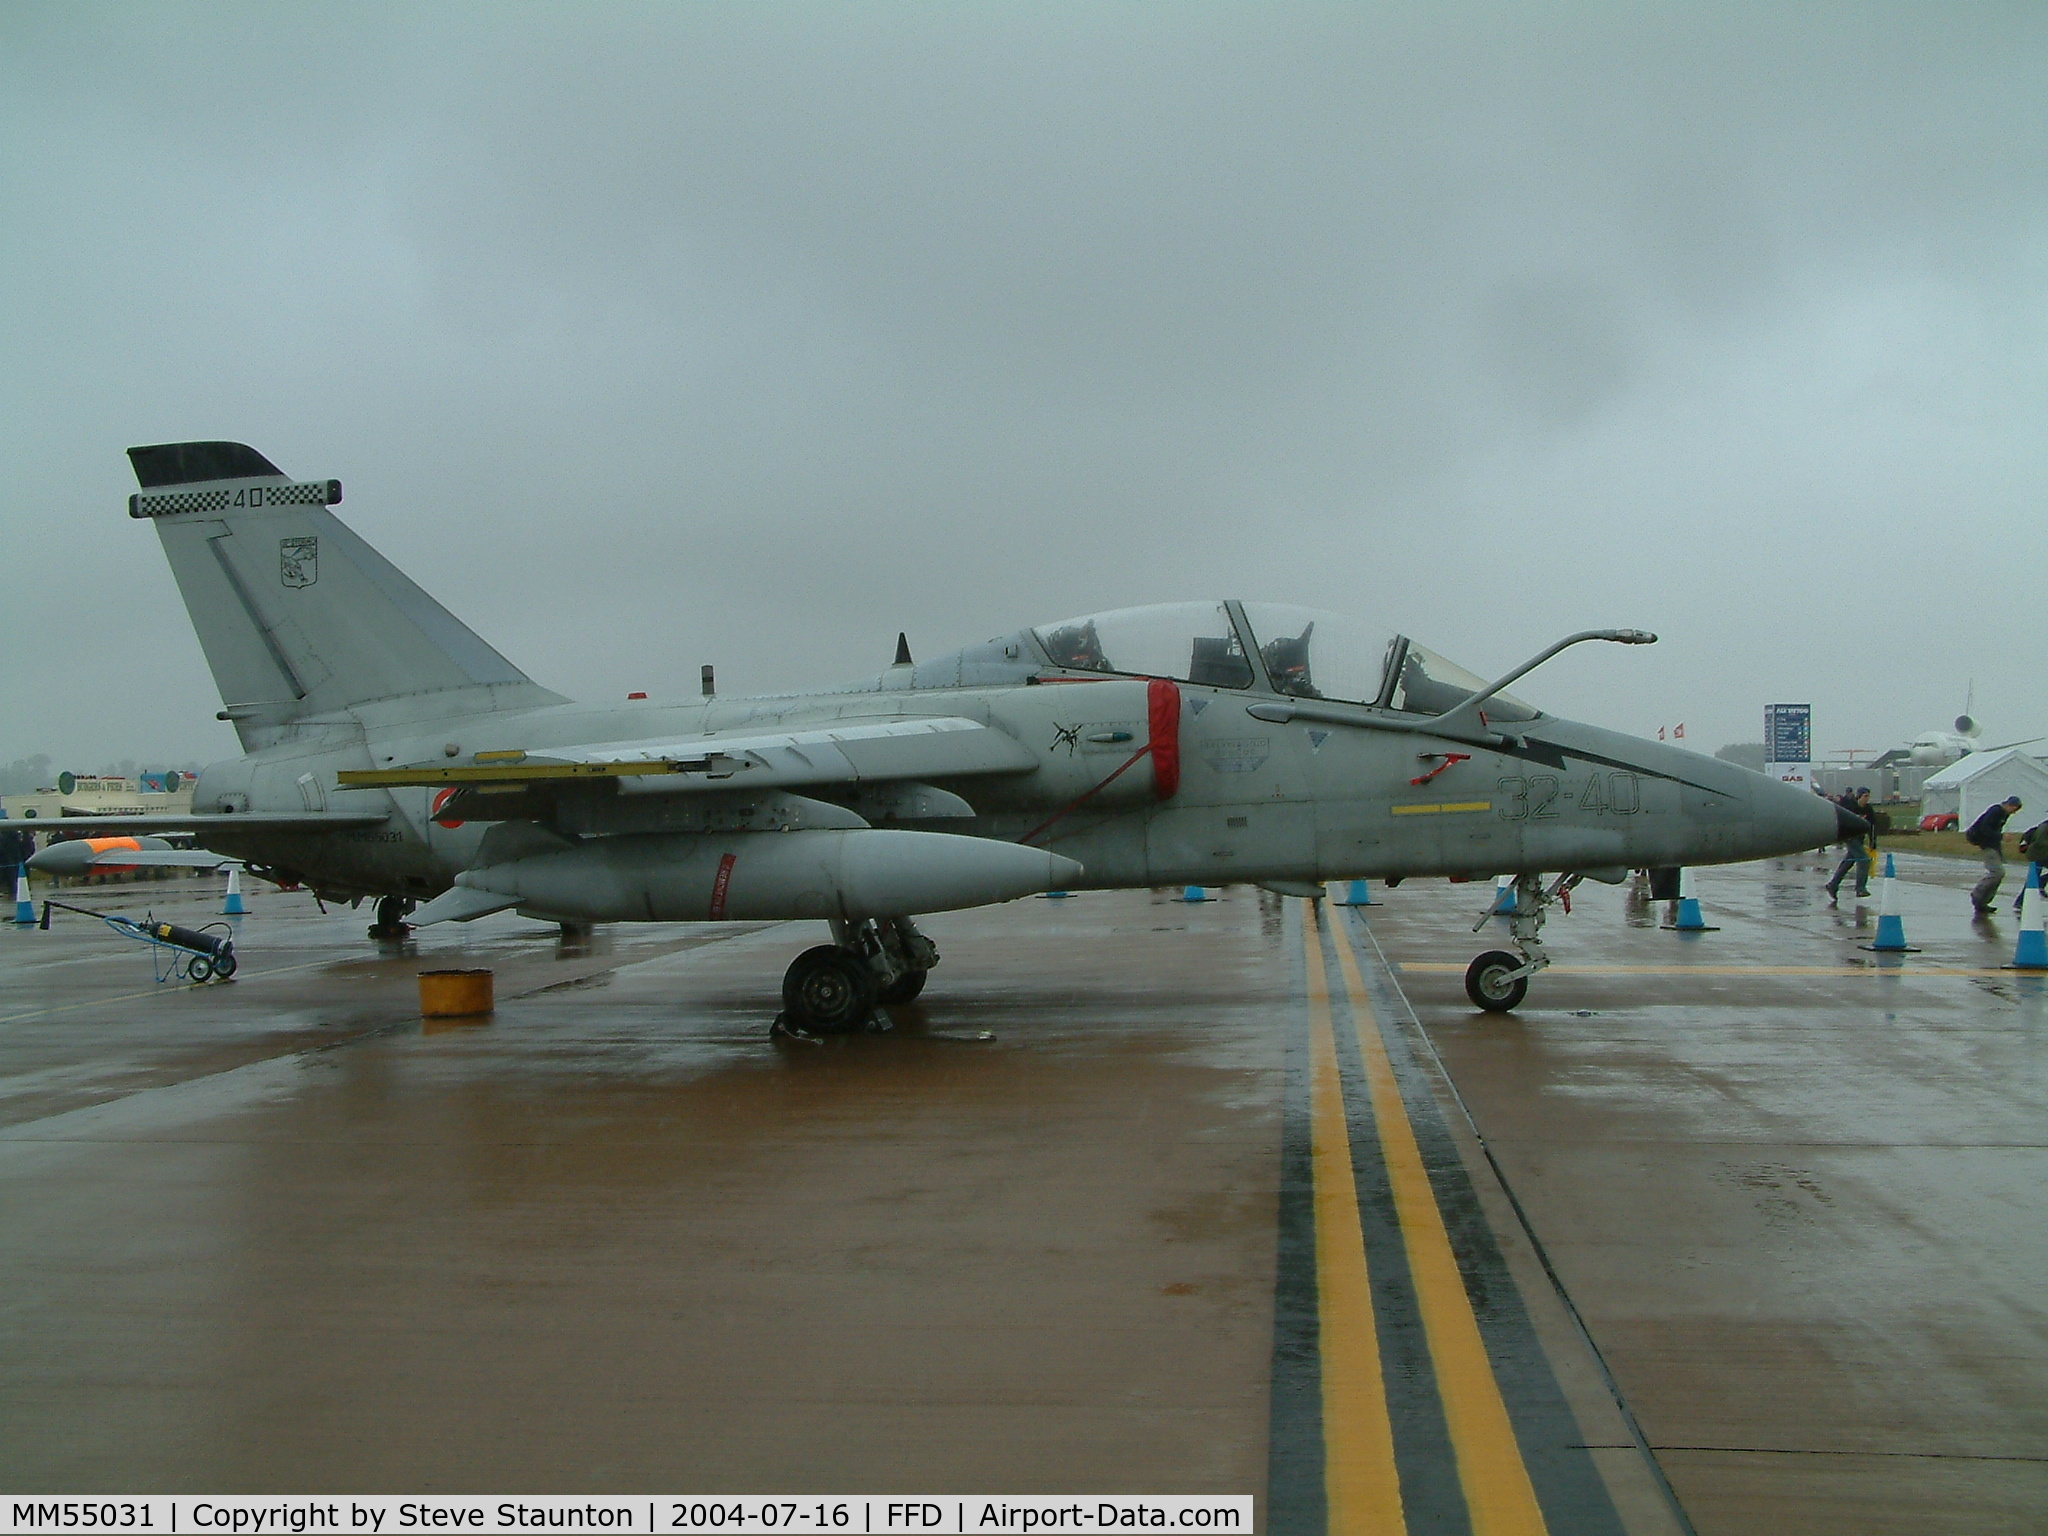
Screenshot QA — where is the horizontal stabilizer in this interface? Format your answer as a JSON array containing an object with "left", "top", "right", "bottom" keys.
[{"left": 409, "top": 885, "right": 522, "bottom": 926}]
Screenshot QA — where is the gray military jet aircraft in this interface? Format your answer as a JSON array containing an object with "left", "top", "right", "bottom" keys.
[{"left": 6, "top": 442, "right": 1853, "bottom": 1029}]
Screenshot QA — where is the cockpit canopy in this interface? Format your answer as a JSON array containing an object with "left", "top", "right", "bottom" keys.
[{"left": 1029, "top": 601, "right": 1537, "bottom": 722}]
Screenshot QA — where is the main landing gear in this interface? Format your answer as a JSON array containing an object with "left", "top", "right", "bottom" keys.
[
  {"left": 1464, "top": 873, "right": 1580, "bottom": 1012},
  {"left": 772, "top": 916, "right": 940, "bottom": 1038},
  {"left": 368, "top": 895, "right": 415, "bottom": 940}
]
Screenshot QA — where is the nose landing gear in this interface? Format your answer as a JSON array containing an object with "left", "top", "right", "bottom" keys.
[{"left": 1464, "top": 872, "right": 1578, "bottom": 1012}]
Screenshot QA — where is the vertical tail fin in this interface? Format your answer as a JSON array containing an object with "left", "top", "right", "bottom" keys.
[{"left": 128, "top": 442, "right": 565, "bottom": 748}]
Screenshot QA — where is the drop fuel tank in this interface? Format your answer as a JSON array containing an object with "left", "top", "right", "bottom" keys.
[{"left": 451, "top": 828, "right": 1082, "bottom": 923}]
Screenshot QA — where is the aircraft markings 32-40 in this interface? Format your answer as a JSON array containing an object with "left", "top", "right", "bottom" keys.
[{"left": 1496, "top": 771, "right": 1643, "bottom": 820}]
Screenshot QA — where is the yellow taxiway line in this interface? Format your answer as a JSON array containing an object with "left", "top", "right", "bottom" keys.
[
  {"left": 1302, "top": 915, "right": 1407, "bottom": 1533},
  {"left": 1327, "top": 919, "right": 1550, "bottom": 1536}
]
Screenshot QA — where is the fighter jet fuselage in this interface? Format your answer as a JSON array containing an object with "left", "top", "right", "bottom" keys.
[
  {"left": 180, "top": 670, "right": 1817, "bottom": 907},
  {"left": 6, "top": 442, "right": 1850, "bottom": 1027}
]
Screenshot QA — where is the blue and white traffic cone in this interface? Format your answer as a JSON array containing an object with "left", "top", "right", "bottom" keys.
[
  {"left": 1864, "top": 854, "right": 1916, "bottom": 952},
  {"left": 1666, "top": 867, "right": 1717, "bottom": 931},
  {"left": 12, "top": 868, "right": 32, "bottom": 926},
  {"left": 1490, "top": 875, "right": 1517, "bottom": 915},
  {"left": 1038, "top": 889, "right": 1073, "bottom": 899},
  {"left": 1179, "top": 885, "right": 1210, "bottom": 903},
  {"left": 2010, "top": 865, "right": 2048, "bottom": 970},
  {"left": 223, "top": 865, "right": 246, "bottom": 916},
  {"left": 1335, "top": 878, "right": 1376, "bottom": 906}
]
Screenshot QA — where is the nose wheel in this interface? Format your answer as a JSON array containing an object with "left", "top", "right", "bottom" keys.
[
  {"left": 1464, "top": 872, "right": 1580, "bottom": 1012},
  {"left": 1464, "top": 950, "right": 1529, "bottom": 1011}
]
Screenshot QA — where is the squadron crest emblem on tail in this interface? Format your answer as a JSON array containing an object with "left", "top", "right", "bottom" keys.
[{"left": 280, "top": 536, "right": 317, "bottom": 587}]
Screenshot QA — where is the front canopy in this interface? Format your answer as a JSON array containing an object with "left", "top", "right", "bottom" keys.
[{"left": 1028, "top": 601, "right": 1537, "bottom": 720}]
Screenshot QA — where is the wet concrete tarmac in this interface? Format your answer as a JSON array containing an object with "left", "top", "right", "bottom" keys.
[
  {"left": 1369, "top": 852, "right": 2048, "bottom": 1534},
  {"left": 1, "top": 878, "right": 1283, "bottom": 1496},
  {"left": 1, "top": 858, "right": 2042, "bottom": 1533}
]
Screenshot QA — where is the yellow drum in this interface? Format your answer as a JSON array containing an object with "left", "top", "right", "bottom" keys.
[{"left": 417, "top": 968, "right": 494, "bottom": 1017}]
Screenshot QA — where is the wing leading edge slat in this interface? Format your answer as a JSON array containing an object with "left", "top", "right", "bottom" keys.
[{"left": 337, "top": 716, "right": 1038, "bottom": 796}]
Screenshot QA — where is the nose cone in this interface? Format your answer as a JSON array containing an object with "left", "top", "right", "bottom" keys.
[
  {"left": 1753, "top": 775, "right": 1845, "bottom": 856},
  {"left": 1048, "top": 852, "right": 1085, "bottom": 889}
]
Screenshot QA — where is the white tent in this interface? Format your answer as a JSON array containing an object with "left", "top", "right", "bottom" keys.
[{"left": 1918, "top": 748, "right": 2048, "bottom": 831}]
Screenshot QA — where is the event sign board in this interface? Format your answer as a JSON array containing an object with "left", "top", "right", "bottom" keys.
[{"left": 1764, "top": 703, "right": 1812, "bottom": 790}]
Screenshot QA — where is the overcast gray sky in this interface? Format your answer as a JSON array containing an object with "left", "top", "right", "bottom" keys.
[{"left": 4, "top": 2, "right": 2043, "bottom": 772}]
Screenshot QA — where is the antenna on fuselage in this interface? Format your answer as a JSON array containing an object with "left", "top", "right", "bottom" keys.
[{"left": 894, "top": 632, "right": 913, "bottom": 666}]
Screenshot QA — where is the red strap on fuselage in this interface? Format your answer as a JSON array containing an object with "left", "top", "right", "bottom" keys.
[
  {"left": 1020, "top": 679, "right": 1183, "bottom": 846},
  {"left": 1148, "top": 678, "right": 1181, "bottom": 800}
]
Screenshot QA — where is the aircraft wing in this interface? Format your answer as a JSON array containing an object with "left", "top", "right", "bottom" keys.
[
  {"left": 337, "top": 716, "right": 1039, "bottom": 797},
  {"left": 0, "top": 812, "right": 389, "bottom": 834}
]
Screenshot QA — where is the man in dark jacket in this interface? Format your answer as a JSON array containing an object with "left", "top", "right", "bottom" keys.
[
  {"left": 1825, "top": 787, "right": 1876, "bottom": 900},
  {"left": 1966, "top": 795, "right": 2023, "bottom": 914},
  {"left": 2014, "top": 819, "right": 2048, "bottom": 913}
]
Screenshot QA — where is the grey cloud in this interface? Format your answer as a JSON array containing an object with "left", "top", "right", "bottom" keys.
[{"left": 2, "top": 2, "right": 2045, "bottom": 766}]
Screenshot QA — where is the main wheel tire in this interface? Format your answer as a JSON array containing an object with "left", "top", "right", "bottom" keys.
[
  {"left": 370, "top": 896, "right": 413, "bottom": 938},
  {"left": 1464, "top": 950, "right": 1528, "bottom": 1012},
  {"left": 876, "top": 969, "right": 928, "bottom": 1005},
  {"left": 781, "top": 945, "right": 878, "bottom": 1034}
]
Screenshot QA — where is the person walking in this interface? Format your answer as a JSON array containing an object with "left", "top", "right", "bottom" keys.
[
  {"left": 2013, "top": 818, "right": 2048, "bottom": 912},
  {"left": 1825, "top": 786, "right": 1876, "bottom": 901},
  {"left": 0, "top": 826, "right": 28, "bottom": 891},
  {"left": 1966, "top": 794, "right": 2024, "bottom": 915}
]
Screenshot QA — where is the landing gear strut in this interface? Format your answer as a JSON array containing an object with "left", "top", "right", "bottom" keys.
[
  {"left": 1463, "top": 873, "right": 1578, "bottom": 1012},
  {"left": 772, "top": 916, "right": 939, "bottom": 1037},
  {"left": 368, "top": 894, "right": 415, "bottom": 940}
]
